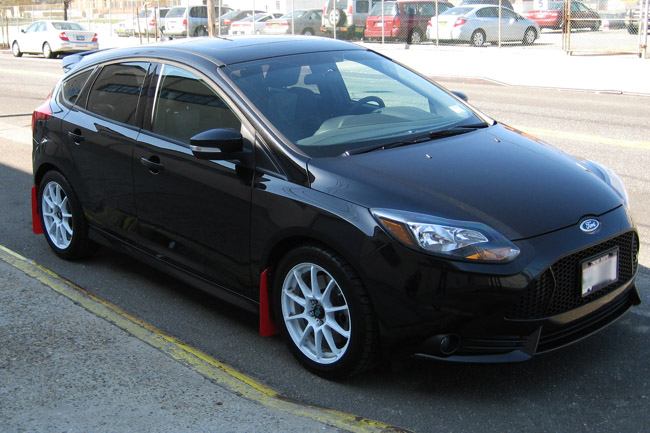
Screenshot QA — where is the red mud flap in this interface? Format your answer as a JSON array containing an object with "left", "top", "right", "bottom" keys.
[
  {"left": 32, "top": 186, "right": 43, "bottom": 234},
  {"left": 259, "top": 269, "right": 279, "bottom": 337}
]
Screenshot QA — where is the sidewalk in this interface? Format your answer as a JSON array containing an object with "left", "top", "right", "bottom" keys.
[{"left": 0, "top": 247, "right": 399, "bottom": 433}]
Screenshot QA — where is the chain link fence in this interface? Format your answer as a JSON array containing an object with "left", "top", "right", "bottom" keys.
[{"left": 1, "top": 0, "right": 648, "bottom": 58}]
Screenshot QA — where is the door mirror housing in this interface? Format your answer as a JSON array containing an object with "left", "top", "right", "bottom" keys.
[{"left": 190, "top": 128, "right": 245, "bottom": 160}]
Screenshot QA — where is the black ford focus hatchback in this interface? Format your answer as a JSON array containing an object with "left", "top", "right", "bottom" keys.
[{"left": 31, "top": 36, "right": 640, "bottom": 378}]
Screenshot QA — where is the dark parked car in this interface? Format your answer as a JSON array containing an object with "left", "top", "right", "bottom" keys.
[
  {"left": 525, "top": 1, "right": 601, "bottom": 31},
  {"left": 32, "top": 36, "right": 640, "bottom": 378}
]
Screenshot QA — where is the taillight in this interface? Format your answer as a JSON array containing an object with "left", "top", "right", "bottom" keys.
[
  {"left": 322, "top": 5, "right": 327, "bottom": 14},
  {"left": 92, "top": 33, "right": 98, "bottom": 42},
  {"left": 454, "top": 18, "right": 467, "bottom": 27},
  {"left": 394, "top": 16, "right": 401, "bottom": 28},
  {"left": 224, "top": 19, "right": 232, "bottom": 25},
  {"left": 149, "top": 19, "right": 155, "bottom": 26},
  {"left": 348, "top": 5, "right": 353, "bottom": 15},
  {"left": 59, "top": 32, "right": 69, "bottom": 41},
  {"left": 32, "top": 95, "right": 52, "bottom": 132},
  {"left": 183, "top": 19, "right": 187, "bottom": 26}
]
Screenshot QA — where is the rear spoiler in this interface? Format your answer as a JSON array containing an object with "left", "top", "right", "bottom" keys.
[{"left": 61, "top": 49, "right": 109, "bottom": 73}]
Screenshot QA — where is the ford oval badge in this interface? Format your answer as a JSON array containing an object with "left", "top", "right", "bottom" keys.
[{"left": 580, "top": 219, "right": 600, "bottom": 234}]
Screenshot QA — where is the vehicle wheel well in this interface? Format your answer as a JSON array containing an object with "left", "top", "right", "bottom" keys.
[{"left": 264, "top": 236, "right": 364, "bottom": 297}]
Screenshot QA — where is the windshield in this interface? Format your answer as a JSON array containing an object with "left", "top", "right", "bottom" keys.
[{"left": 224, "top": 50, "right": 483, "bottom": 158}]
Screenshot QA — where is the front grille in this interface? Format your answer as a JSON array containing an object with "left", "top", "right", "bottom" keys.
[{"left": 507, "top": 231, "right": 638, "bottom": 320}]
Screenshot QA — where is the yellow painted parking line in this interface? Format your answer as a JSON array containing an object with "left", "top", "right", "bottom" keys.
[
  {"left": 0, "top": 67, "right": 61, "bottom": 78},
  {"left": 0, "top": 244, "right": 411, "bottom": 433},
  {"left": 514, "top": 126, "right": 650, "bottom": 150}
]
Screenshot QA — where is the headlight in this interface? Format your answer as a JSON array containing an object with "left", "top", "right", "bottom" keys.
[{"left": 372, "top": 209, "right": 520, "bottom": 262}]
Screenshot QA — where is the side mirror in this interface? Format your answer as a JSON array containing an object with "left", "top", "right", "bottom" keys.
[
  {"left": 451, "top": 90, "right": 469, "bottom": 102},
  {"left": 190, "top": 128, "right": 245, "bottom": 160}
]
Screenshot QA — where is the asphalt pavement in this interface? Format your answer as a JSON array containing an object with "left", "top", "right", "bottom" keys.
[{"left": 1, "top": 34, "right": 649, "bottom": 433}]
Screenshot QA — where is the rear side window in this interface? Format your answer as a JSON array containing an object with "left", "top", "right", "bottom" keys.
[
  {"left": 151, "top": 65, "right": 241, "bottom": 144},
  {"left": 86, "top": 62, "right": 149, "bottom": 126},
  {"left": 61, "top": 69, "right": 93, "bottom": 107}
]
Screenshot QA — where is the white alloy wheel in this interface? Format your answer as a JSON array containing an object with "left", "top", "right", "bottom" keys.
[
  {"left": 281, "top": 263, "right": 351, "bottom": 364},
  {"left": 41, "top": 180, "right": 73, "bottom": 249}
]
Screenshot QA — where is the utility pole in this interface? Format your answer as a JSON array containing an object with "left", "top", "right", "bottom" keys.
[{"left": 206, "top": 0, "right": 215, "bottom": 36}]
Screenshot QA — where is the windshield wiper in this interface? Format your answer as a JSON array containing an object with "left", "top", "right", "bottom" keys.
[{"left": 341, "top": 123, "right": 489, "bottom": 157}]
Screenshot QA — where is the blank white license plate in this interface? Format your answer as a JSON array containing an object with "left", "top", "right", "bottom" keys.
[{"left": 581, "top": 249, "right": 618, "bottom": 297}]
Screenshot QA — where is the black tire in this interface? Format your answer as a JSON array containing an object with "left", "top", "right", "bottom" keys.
[
  {"left": 470, "top": 29, "right": 485, "bottom": 47},
  {"left": 42, "top": 42, "right": 55, "bottom": 59},
  {"left": 12, "top": 41, "right": 22, "bottom": 57},
  {"left": 627, "top": 24, "right": 638, "bottom": 34},
  {"left": 591, "top": 21, "right": 600, "bottom": 31},
  {"left": 522, "top": 27, "right": 537, "bottom": 45},
  {"left": 408, "top": 28, "right": 424, "bottom": 44},
  {"left": 302, "top": 28, "right": 315, "bottom": 36},
  {"left": 38, "top": 171, "right": 97, "bottom": 260},
  {"left": 273, "top": 245, "right": 379, "bottom": 379},
  {"left": 194, "top": 26, "right": 208, "bottom": 37}
]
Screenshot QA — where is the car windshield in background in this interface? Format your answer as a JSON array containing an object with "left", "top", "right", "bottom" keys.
[{"left": 224, "top": 50, "right": 480, "bottom": 158}]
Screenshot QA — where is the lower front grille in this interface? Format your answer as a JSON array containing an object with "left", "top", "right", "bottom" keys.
[{"left": 507, "top": 231, "right": 638, "bottom": 320}]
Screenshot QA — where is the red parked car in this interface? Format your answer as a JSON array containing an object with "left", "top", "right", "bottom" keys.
[
  {"left": 525, "top": 1, "right": 601, "bottom": 31},
  {"left": 364, "top": 0, "right": 453, "bottom": 43}
]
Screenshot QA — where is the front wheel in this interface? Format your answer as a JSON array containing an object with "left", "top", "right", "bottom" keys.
[
  {"left": 273, "top": 245, "right": 379, "bottom": 379},
  {"left": 38, "top": 171, "right": 97, "bottom": 260},
  {"left": 470, "top": 29, "right": 486, "bottom": 47},
  {"left": 12, "top": 41, "right": 22, "bottom": 57}
]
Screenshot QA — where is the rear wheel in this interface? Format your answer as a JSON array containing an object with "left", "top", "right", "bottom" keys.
[
  {"left": 408, "top": 28, "right": 424, "bottom": 44},
  {"left": 42, "top": 42, "right": 55, "bottom": 59},
  {"left": 470, "top": 29, "right": 485, "bottom": 47},
  {"left": 302, "top": 28, "right": 315, "bottom": 36},
  {"left": 194, "top": 26, "right": 208, "bottom": 37},
  {"left": 522, "top": 27, "right": 537, "bottom": 45},
  {"left": 38, "top": 171, "right": 97, "bottom": 260},
  {"left": 273, "top": 245, "right": 379, "bottom": 379},
  {"left": 12, "top": 41, "right": 22, "bottom": 57}
]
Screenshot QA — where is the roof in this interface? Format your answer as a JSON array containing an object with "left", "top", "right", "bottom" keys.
[{"left": 63, "top": 36, "right": 363, "bottom": 73}]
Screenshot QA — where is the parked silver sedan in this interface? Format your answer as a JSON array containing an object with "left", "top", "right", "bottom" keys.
[
  {"left": 11, "top": 20, "right": 98, "bottom": 58},
  {"left": 263, "top": 9, "right": 323, "bottom": 36},
  {"left": 427, "top": 5, "right": 540, "bottom": 46}
]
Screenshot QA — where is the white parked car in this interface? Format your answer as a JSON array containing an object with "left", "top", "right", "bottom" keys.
[
  {"left": 114, "top": 7, "right": 169, "bottom": 37},
  {"left": 229, "top": 13, "right": 283, "bottom": 35},
  {"left": 12, "top": 20, "right": 98, "bottom": 58},
  {"left": 427, "top": 5, "right": 540, "bottom": 46}
]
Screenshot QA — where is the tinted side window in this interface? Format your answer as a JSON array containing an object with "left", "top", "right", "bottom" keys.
[
  {"left": 86, "top": 62, "right": 149, "bottom": 126},
  {"left": 152, "top": 65, "right": 241, "bottom": 144},
  {"left": 61, "top": 69, "right": 93, "bottom": 107}
]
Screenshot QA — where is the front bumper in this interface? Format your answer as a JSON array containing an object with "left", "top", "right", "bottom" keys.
[{"left": 358, "top": 205, "right": 640, "bottom": 361}]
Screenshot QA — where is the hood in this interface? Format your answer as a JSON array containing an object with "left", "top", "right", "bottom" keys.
[{"left": 307, "top": 124, "right": 623, "bottom": 240}]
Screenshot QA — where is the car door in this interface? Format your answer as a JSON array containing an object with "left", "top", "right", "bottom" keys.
[
  {"left": 20, "top": 21, "right": 42, "bottom": 53},
  {"left": 132, "top": 63, "right": 254, "bottom": 295},
  {"left": 60, "top": 61, "right": 150, "bottom": 239},
  {"left": 476, "top": 6, "right": 499, "bottom": 41},
  {"left": 500, "top": 7, "right": 522, "bottom": 40}
]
